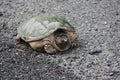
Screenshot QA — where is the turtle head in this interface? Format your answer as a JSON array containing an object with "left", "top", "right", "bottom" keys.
[{"left": 54, "top": 29, "right": 71, "bottom": 51}]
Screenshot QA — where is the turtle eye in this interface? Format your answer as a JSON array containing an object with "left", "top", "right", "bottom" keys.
[{"left": 56, "top": 37, "right": 62, "bottom": 43}]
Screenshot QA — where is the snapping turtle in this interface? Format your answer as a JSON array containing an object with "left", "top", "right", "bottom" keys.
[{"left": 16, "top": 15, "right": 79, "bottom": 54}]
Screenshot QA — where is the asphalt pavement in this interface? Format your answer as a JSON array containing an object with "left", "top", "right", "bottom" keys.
[{"left": 0, "top": 0, "right": 120, "bottom": 80}]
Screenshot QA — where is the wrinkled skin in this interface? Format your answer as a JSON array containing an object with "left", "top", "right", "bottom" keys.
[{"left": 16, "top": 29, "right": 79, "bottom": 54}]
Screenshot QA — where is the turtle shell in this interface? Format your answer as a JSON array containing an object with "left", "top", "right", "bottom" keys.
[{"left": 18, "top": 15, "right": 75, "bottom": 42}]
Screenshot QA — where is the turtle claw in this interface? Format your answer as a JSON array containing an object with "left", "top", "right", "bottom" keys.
[{"left": 71, "top": 38, "right": 80, "bottom": 48}]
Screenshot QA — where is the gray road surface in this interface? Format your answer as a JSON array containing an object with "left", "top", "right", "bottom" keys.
[{"left": 0, "top": 0, "right": 120, "bottom": 80}]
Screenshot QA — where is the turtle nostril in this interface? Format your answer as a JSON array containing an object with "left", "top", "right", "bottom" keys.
[{"left": 62, "top": 36, "right": 68, "bottom": 42}]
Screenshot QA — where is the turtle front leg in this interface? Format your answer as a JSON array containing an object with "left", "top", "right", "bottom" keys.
[
  {"left": 71, "top": 38, "right": 80, "bottom": 48},
  {"left": 44, "top": 44, "right": 58, "bottom": 54}
]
